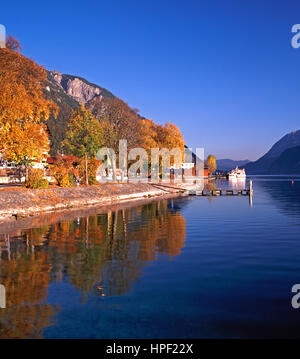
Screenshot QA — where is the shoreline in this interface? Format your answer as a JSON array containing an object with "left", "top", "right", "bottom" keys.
[{"left": 0, "top": 183, "right": 186, "bottom": 228}]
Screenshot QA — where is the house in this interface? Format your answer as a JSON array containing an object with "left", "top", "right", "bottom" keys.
[
  {"left": 183, "top": 145, "right": 210, "bottom": 178},
  {"left": 47, "top": 155, "right": 80, "bottom": 166}
]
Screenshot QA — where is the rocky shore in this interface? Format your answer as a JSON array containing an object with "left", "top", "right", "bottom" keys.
[{"left": 0, "top": 183, "right": 185, "bottom": 224}]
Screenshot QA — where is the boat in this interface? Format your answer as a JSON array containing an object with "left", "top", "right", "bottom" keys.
[{"left": 228, "top": 167, "right": 246, "bottom": 179}]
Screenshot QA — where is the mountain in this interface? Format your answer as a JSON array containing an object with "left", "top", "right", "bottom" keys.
[
  {"left": 45, "top": 71, "right": 116, "bottom": 155},
  {"left": 49, "top": 71, "right": 114, "bottom": 103},
  {"left": 245, "top": 130, "right": 300, "bottom": 174},
  {"left": 268, "top": 146, "right": 300, "bottom": 174},
  {"left": 217, "top": 159, "right": 250, "bottom": 171}
]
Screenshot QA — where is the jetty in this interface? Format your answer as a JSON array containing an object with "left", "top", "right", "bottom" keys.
[
  {"left": 188, "top": 188, "right": 250, "bottom": 196},
  {"left": 151, "top": 180, "right": 253, "bottom": 197}
]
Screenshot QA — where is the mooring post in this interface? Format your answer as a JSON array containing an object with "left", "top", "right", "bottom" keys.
[
  {"left": 0, "top": 284, "right": 5, "bottom": 309},
  {"left": 249, "top": 179, "right": 253, "bottom": 207},
  {"left": 249, "top": 180, "right": 253, "bottom": 195}
]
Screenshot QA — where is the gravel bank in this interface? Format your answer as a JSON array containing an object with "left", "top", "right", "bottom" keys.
[{"left": 0, "top": 183, "right": 185, "bottom": 223}]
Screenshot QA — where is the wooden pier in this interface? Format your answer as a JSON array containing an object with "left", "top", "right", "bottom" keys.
[
  {"left": 189, "top": 188, "right": 250, "bottom": 196},
  {"left": 151, "top": 180, "right": 253, "bottom": 198},
  {"left": 188, "top": 180, "right": 253, "bottom": 197}
]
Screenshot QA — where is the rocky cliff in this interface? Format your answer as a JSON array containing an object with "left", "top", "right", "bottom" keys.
[
  {"left": 45, "top": 71, "right": 116, "bottom": 155},
  {"left": 49, "top": 71, "right": 114, "bottom": 103}
]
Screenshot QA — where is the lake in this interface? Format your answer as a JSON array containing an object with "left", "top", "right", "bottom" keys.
[{"left": 0, "top": 176, "right": 300, "bottom": 338}]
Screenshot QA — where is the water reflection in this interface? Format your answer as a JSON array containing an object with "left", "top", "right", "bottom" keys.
[
  {"left": 228, "top": 178, "right": 246, "bottom": 189},
  {"left": 0, "top": 199, "right": 186, "bottom": 338},
  {"left": 0, "top": 234, "right": 59, "bottom": 338},
  {"left": 252, "top": 177, "right": 300, "bottom": 220}
]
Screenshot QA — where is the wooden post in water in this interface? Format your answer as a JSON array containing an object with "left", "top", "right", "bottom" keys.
[
  {"left": 249, "top": 179, "right": 253, "bottom": 207},
  {"left": 0, "top": 284, "right": 5, "bottom": 309},
  {"left": 249, "top": 180, "right": 253, "bottom": 195}
]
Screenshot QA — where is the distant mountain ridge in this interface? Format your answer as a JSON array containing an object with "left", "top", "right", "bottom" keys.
[
  {"left": 268, "top": 146, "right": 300, "bottom": 174},
  {"left": 217, "top": 159, "right": 250, "bottom": 171},
  {"left": 245, "top": 130, "right": 300, "bottom": 174}
]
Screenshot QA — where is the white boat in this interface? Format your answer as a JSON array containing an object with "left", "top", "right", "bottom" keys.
[{"left": 228, "top": 167, "right": 246, "bottom": 179}]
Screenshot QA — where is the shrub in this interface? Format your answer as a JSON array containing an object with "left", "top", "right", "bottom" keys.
[
  {"left": 60, "top": 173, "right": 72, "bottom": 188},
  {"left": 68, "top": 173, "right": 74, "bottom": 185},
  {"left": 25, "top": 168, "right": 49, "bottom": 189},
  {"left": 78, "top": 158, "right": 101, "bottom": 185},
  {"left": 50, "top": 157, "right": 75, "bottom": 187}
]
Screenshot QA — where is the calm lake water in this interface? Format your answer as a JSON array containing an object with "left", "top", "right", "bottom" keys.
[{"left": 1, "top": 176, "right": 300, "bottom": 338}]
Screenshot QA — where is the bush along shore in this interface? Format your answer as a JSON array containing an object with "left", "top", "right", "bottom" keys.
[{"left": 0, "top": 183, "right": 185, "bottom": 222}]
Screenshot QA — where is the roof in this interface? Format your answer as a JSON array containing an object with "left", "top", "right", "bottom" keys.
[
  {"left": 47, "top": 155, "right": 80, "bottom": 164},
  {"left": 184, "top": 145, "right": 209, "bottom": 169}
]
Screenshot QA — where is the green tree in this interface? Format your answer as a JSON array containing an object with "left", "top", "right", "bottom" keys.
[
  {"left": 62, "top": 105, "right": 104, "bottom": 185},
  {"left": 206, "top": 154, "right": 217, "bottom": 173}
]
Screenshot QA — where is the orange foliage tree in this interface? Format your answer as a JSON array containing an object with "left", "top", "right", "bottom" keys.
[
  {"left": 0, "top": 47, "right": 57, "bottom": 126},
  {"left": 1, "top": 122, "right": 50, "bottom": 179},
  {"left": 138, "top": 120, "right": 184, "bottom": 153},
  {"left": 0, "top": 44, "right": 57, "bottom": 178},
  {"left": 138, "top": 119, "right": 159, "bottom": 155},
  {"left": 5, "top": 35, "right": 21, "bottom": 52},
  {"left": 50, "top": 156, "right": 78, "bottom": 187},
  {"left": 138, "top": 119, "right": 185, "bottom": 169},
  {"left": 159, "top": 122, "right": 185, "bottom": 153},
  {"left": 206, "top": 154, "right": 217, "bottom": 173}
]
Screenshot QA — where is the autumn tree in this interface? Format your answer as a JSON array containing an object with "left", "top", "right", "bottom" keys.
[
  {"left": 0, "top": 47, "right": 57, "bottom": 126},
  {"left": 138, "top": 120, "right": 184, "bottom": 154},
  {"left": 87, "top": 97, "right": 140, "bottom": 151},
  {"left": 1, "top": 122, "right": 50, "bottom": 180},
  {"left": 78, "top": 158, "right": 101, "bottom": 185},
  {"left": 86, "top": 97, "right": 140, "bottom": 180},
  {"left": 138, "top": 120, "right": 185, "bottom": 172},
  {"left": 87, "top": 94, "right": 186, "bottom": 177},
  {"left": 159, "top": 122, "right": 185, "bottom": 152},
  {"left": 62, "top": 105, "right": 104, "bottom": 185},
  {"left": 6, "top": 35, "right": 21, "bottom": 52},
  {"left": 206, "top": 154, "right": 217, "bottom": 173},
  {"left": 138, "top": 119, "right": 159, "bottom": 155},
  {"left": 51, "top": 156, "right": 77, "bottom": 187},
  {"left": 0, "top": 45, "right": 57, "bottom": 176}
]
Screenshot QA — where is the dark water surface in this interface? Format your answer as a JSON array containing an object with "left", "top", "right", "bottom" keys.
[{"left": 1, "top": 176, "right": 300, "bottom": 338}]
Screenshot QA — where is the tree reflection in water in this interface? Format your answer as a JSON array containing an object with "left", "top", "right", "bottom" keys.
[{"left": 0, "top": 199, "right": 186, "bottom": 338}]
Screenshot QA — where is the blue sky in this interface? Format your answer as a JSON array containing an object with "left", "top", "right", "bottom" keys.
[{"left": 1, "top": 0, "right": 300, "bottom": 160}]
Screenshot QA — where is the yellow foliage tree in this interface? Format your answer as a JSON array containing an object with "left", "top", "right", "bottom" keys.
[
  {"left": 1, "top": 122, "right": 50, "bottom": 179},
  {"left": 138, "top": 120, "right": 185, "bottom": 154},
  {"left": 0, "top": 48, "right": 57, "bottom": 126},
  {"left": 0, "top": 44, "right": 57, "bottom": 180},
  {"left": 138, "top": 119, "right": 159, "bottom": 155},
  {"left": 159, "top": 122, "right": 185, "bottom": 152},
  {"left": 138, "top": 120, "right": 185, "bottom": 169},
  {"left": 50, "top": 156, "right": 77, "bottom": 187},
  {"left": 206, "top": 154, "right": 217, "bottom": 173}
]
